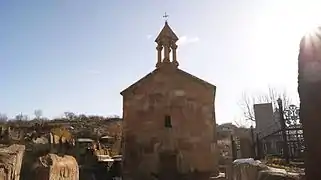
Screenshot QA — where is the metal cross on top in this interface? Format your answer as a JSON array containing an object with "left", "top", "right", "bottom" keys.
[{"left": 163, "top": 12, "right": 169, "bottom": 22}]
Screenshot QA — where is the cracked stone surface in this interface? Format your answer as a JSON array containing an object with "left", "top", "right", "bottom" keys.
[
  {"left": 34, "top": 153, "right": 79, "bottom": 180},
  {"left": 0, "top": 144, "right": 25, "bottom": 180}
]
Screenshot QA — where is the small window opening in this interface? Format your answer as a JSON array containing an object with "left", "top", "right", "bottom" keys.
[{"left": 164, "top": 115, "right": 172, "bottom": 128}]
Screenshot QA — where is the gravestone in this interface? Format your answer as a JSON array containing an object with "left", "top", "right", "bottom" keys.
[
  {"left": 35, "top": 153, "right": 79, "bottom": 180},
  {"left": 0, "top": 144, "right": 25, "bottom": 180}
]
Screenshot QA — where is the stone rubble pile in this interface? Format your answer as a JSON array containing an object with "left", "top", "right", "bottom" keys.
[{"left": 231, "top": 158, "right": 305, "bottom": 180}]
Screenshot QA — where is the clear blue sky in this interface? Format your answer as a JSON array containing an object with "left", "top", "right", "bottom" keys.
[{"left": 1, "top": 0, "right": 320, "bottom": 123}]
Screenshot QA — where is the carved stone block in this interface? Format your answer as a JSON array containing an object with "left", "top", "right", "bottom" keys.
[
  {"left": 35, "top": 153, "right": 79, "bottom": 180},
  {"left": 0, "top": 144, "right": 25, "bottom": 180}
]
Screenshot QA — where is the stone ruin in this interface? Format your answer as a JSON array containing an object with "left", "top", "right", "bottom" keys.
[
  {"left": 0, "top": 144, "right": 25, "bottom": 180},
  {"left": 34, "top": 153, "right": 79, "bottom": 180},
  {"left": 231, "top": 159, "right": 305, "bottom": 180}
]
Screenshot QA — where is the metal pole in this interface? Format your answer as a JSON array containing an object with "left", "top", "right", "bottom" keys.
[
  {"left": 250, "top": 126, "right": 255, "bottom": 157},
  {"left": 277, "top": 98, "right": 290, "bottom": 164},
  {"left": 231, "top": 135, "right": 237, "bottom": 161},
  {"left": 256, "top": 134, "right": 261, "bottom": 159}
]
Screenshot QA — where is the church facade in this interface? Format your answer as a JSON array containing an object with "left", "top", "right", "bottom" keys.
[{"left": 120, "top": 21, "right": 218, "bottom": 179}]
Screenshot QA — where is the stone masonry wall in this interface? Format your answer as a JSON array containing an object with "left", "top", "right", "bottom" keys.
[{"left": 122, "top": 68, "right": 218, "bottom": 179}]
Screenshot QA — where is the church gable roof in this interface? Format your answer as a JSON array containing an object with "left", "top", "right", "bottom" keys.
[
  {"left": 177, "top": 69, "right": 216, "bottom": 89},
  {"left": 120, "top": 70, "right": 156, "bottom": 96},
  {"left": 120, "top": 68, "right": 216, "bottom": 96}
]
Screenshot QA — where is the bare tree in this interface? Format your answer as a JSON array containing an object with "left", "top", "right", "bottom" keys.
[
  {"left": 15, "top": 113, "right": 28, "bottom": 121},
  {"left": 15, "top": 114, "right": 23, "bottom": 121},
  {"left": 78, "top": 114, "right": 86, "bottom": 121},
  {"left": 64, "top": 112, "right": 75, "bottom": 120},
  {"left": 233, "top": 118, "right": 251, "bottom": 128},
  {"left": 0, "top": 114, "right": 8, "bottom": 122},
  {"left": 22, "top": 115, "right": 28, "bottom": 121},
  {"left": 34, "top": 109, "right": 43, "bottom": 120},
  {"left": 239, "top": 87, "right": 292, "bottom": 122}
]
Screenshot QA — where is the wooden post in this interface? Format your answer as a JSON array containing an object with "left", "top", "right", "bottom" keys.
[{"left": 256, "top": 134, "right": 261, "bottom": 159}]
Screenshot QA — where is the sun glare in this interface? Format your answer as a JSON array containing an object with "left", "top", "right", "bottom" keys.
[
  {"left": 299, "top": 15, "right": 321, "bottom": 49},
  {"left": 287, "top": 0, "right": 321, "bottom": 51},
  {"left": 295, "top": 1, "right": 321, "bottom": 39},
  {"left": 302, "top": 24, "right": 321, "bottom": 40}
]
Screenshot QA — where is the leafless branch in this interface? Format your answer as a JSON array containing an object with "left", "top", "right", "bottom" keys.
[
  {"left": 239, "top": 87, "right": 292, "bottom": 122},
  {"left": 0, "top": 113, "right": 8, "bottom": 122},
  {"left": 233, "top": 118, "right": 251, "bottom": 128},
  {"left": 239, "top": 92, "right": 256, "bottom": 121}
]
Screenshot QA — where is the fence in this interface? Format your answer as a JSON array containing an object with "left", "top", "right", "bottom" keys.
[{"left": 253, "top": 104, "right": 304, "bottom": 162}]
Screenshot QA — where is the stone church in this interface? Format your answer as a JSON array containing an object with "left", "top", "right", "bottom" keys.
[{"left": 120, "top": 21, "right": 218, "bottom": 179}]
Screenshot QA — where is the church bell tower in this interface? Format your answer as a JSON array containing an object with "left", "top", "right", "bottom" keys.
[{"left": 155, "top": 15, "right": 179, "bottom": 69}]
